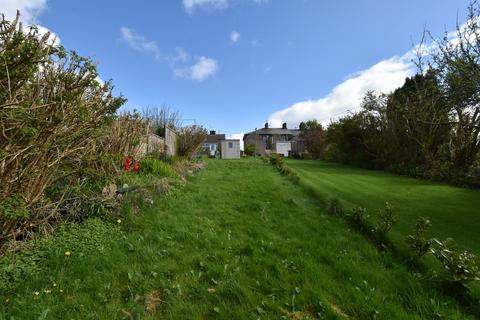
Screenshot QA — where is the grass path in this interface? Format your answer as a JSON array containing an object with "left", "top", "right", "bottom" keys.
[
  {"left": 286, "top": 159, "right": 480, "bottom": 254},
  {"left": 0, "top": 159, "right": 474, "bottom": 319}
]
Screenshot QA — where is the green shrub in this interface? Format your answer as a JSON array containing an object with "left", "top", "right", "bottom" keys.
[
  {"left": 245, "top": 144, "right": 256, "bottom": 156},
  {"left": 430, "top": 238, "right": 480, "bottom": 283},
  {"left": 349, "top": 206, "right": 369, "bottom": 227},
  {"left": 269, "top": 154, "right": 284, "bottom": 166},
  {"left": 375, "top": 202, "right": 395, "bottom": 235},
  {"left": 267, "top": 154, "right": 300, "bottom": 183},
  {"left": 326, "top": 198, "right": 344, "bottom": 215},
  {"left": 140, "top": 158, "right": 176, "bottom": 177},
  {"left": 405, "top": 217, "right": 432, "bottom": 258},
  {"left": 0, "top": 195, "right": 29, "bottom": 220}
]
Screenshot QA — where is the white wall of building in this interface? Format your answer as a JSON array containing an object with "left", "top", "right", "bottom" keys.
[
  {"left": 220, "top": 140, "right": 240, "bottom": 159},
  {"left": 273, "top": 142, "right": 291, "bottom": 157}
]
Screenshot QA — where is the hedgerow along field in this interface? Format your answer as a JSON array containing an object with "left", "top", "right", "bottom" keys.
[
  {"left": 285, "top": 159, "right": 480, "bottom": 254},
  {"left": 0, "top": 159, "right": 476, "bottom": 319}
]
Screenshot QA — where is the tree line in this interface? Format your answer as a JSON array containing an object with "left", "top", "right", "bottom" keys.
[{"left": 300, "top": 2, "right": 480, "bottom": 187}]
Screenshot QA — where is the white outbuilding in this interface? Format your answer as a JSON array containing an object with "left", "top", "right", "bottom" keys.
[{"left": 220, "top": 139, "right": 241, "bottom": 159}]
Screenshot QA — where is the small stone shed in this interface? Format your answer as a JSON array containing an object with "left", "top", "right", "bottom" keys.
[{"left": 220, "top": 139, "right": 240, "bottom": 159}]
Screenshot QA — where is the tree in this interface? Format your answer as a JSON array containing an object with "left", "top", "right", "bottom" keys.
[
  {"left": 142, "top": 105, "right": 182, "bottom": 136},
  {"left": 385, "top": 72, "right": 450, "bottom": 171},
  {"left": 177, "top": 125, "right": 208, "bottom": 158},
  {"left": 0, "top": 13, "right": 126, "bottom": 243},
  {"left": 299, "top": 120, "right": 324, "bottom": 159},
  {"left": 421, "top": 1, "right": 480, "bottom": 169}
]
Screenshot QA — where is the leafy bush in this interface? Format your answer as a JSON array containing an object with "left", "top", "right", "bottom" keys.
[
  {"left": 405, "top": 217, "right": 432, "bottom": 258},
  {"left": 140, "top": 158, "right": 176, "bottom": 177},
  {"left": 177, "top": 125, "right": 208, "bottom": 158},
  {"left": 0, "top": 14, "right": 126, "bottom": 247},
  {"left": 349, "top": 207, "right": 369, "bottom": 228},
  {"left": 430, "top": 239, "right": 480, "bottom": 283},
  {"left": 268, "top": 154, "right": 300, "bottom": 183},
  {"left": 0, "top": 195, "right": 29, "bottom": 220},
  {"left": 245, "top": 144, "right": 256, "bottom": 156},
  {"left": 326, "top": 198, "right": 344, "bottom": 216},
  {"left": 375, "top": 202, "right": 395, "bottom": 235},
  {"left": 269, "top": 154, "right": 284, "bottom": 166}
]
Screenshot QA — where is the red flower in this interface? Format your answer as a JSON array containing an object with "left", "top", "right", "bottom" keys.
[
  {"left": 133, "top": 163, "right": 140, "bottom": 172},
  {"left": 123, "top": 156, "right": 134, "bottom": 171}
]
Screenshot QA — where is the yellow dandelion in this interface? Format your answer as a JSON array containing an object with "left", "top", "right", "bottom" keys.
[
  {"left": 117, "top": 219, "right": 122, "bottom": 224},
  {"left": 64, "top": 251, "right": 71, "bottom": 256},
  {"left": 60, "top": 289, "right": 64, "bottom": 293},
  {"left": 53, "top": 283, "right": 57, "bottom": 287},
  {"left": 5, "top": 299, "right": 9, "bottom": 303},
  {"left": 34, "top": 291, "right": 40, "bottom": 296},
  {"left": 44, "top": 289, "right": 51, "bottom": 294}
]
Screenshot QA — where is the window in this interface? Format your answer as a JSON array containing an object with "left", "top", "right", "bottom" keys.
[{"left": 228, "top": 142, "right": 233, "bottom": 148}]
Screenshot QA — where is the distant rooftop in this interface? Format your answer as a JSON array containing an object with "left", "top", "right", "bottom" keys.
[{"left": 205, "top": 131, "right": 226, "bottom": 143}]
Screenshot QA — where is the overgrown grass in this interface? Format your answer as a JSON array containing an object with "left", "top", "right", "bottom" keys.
[{"left": 0, "top": 159, "right": 475, "bottom": 319}]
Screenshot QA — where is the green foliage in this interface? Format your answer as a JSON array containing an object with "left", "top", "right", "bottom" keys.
[
  {"left": 349, "top": 207, "right": 369, "bottom": 228},
  {"left": 299, "top": 120, "right": 322, "bottom": 132},
  {"left": 406, "top": 217, "right": 432, "bottom": 258},
  {"left": 326, "top": 197, "right": 344, "bottom": 216},
  {"left": 0, "top": 195, "right": 29, "bottom": 220},
  {"left": 0, "top": 218, "right": 122, "bottom": 293},
  {"left": 0, "top": 13, "right": 126, "bottom": 246},
  {"left": 300, "top": 120, "right": 325, "bottom": 159},
  {"left": 244, "top": 144, "right": 256, "bottom": 156},
  {"left": 430, "top": 239, "right": 480, "bottom": 283},
  {"left": 177, "top": 125, "right": 208, "bottom": 158},
  {"left": 375, "top": 202, "right": 395, "bottom": 235},
  {"left": 269, "top": 154, "right": 300, "bottom": 183},
  {"left": 140, "top": 158, "right": 176, "bottom": 177}
]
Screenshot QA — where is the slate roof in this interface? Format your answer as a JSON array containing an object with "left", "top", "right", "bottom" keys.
[
  {"left": 243, "top": 128, "right": 300, "bottom": 139},
  {"left": 205, "top": 134, "right": 226, "bottom": 143}
]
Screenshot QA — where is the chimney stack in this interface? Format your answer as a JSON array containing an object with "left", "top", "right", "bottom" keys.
[
  {"left": 264, "top": 122, "right": 269, "bottom": 129},
  {"left": 209, "top": 130, "right": 216, "bottom": 135},
  {"left": 282, "top": 123, "right": 287, "bottom": 129}
]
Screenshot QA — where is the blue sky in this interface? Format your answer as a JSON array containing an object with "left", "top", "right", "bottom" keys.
[{"left": 1, "top": 0, "right": 472, "bottom": 140}]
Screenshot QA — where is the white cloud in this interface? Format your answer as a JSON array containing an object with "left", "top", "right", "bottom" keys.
[
  {"left": 1, "top": 0, "right": 47, "bottom": 23},
  {"left": 120, "top": 27, "right": 162, "bottom": 60},
  {"left": 174, "top": 56, "right": 219, "bottom": 81},
  {"left": 182, "top": 0, "right": 228, "bottom": 14},
  {"left": 171, "top": 47, "right": 190, "bottom": 63},
  {"left": 267, "top": 18, "right": 480, "bottom": 129},
  {"left": 120, "top": 27, "right": 218, "bottom": 82},
  {"left": 268, "top": 54, "right": 415, "bottom": 128},
  {"left": 230, "top": 30, "right": 240, "bottom": 44},
  {"left": 1, "top": 0, "right": 59, "bottom": 45},
  {"left": 182, "top": 0, "right": 268, "bottom": 14}
]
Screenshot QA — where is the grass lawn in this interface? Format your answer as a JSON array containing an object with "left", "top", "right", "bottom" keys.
[
  {"left": 0, "top": 159, "right": 476, "bottom": 319},
  {"left": 285, "top": 160, "right": 480, "bottom": 254}
]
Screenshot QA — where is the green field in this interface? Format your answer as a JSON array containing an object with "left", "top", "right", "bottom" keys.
[
  {"left": 285, "top": 160, "right": 480, "bottom": 254},
  {"left": 0, "top": 159, "right": 476, "bottom": 319}
]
